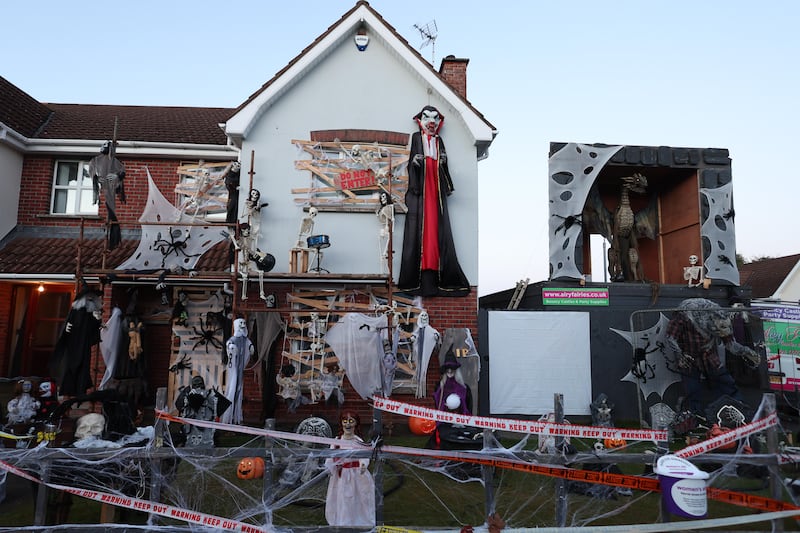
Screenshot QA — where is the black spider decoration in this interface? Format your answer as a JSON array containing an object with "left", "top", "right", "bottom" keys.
[
  {"left": 722, "top": 208, "right": 735, "bottom": 221},
  {"left": 631, "top": 338, "right": 665, "bottom": 382},
  {"left": 717, "top": 254, "right": 734, "bottom": 267},
  {"left": 152, "top": 227, "right": 202, "bottom": 268},
  {"left": 169, "top": 354, "right": 192, "bottom": 373},
  {"left": 552, "top": 213, "right": 582, "bottom": 236},
  {"left": 189, "top": 312, "right": 224, "bottom": 353}
]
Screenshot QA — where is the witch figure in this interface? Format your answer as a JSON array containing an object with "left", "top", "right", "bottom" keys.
[{"left": 398, "top": 105, "right": 470, "bottom": 297}]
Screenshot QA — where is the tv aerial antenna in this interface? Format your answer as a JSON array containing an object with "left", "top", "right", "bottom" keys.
[{"left": 413, "top": 20, "right": 438, "bottom": 64}]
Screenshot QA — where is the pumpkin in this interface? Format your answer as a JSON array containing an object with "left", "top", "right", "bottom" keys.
[
  {"left": 237, "top": 457, "right": 265, "bottom": 479},
  {"left": 603, "top": 437, "right": 626, "bottom": 449},
  {"left": 408, "top": 416, "right": 436, "bottom": 436},
  {"left": 706, "top": 424, "right": 736, "bottom": 451}
]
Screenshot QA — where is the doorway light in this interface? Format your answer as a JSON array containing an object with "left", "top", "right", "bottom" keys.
[{"left": 37, "top": 283, "right": 44, "bottom": 293}]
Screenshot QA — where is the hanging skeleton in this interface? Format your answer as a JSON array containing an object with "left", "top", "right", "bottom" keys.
[
  {"left": 227, "top": 222, "right": 275, "bottom": 301},
  {"left": 376, "top": 192, "right": 395, "bottom": 274}
]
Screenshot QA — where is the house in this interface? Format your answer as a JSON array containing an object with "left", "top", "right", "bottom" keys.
[
  {"left": 0, "top": 1, "right": 495, "bottom": 428},
  {"left": 739, "top": 253, "right": 800, "bottom": 303}
]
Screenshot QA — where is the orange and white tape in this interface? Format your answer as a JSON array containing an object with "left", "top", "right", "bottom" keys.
[{"left": 372, "top": 396, "right": 669, "bottom": 441}]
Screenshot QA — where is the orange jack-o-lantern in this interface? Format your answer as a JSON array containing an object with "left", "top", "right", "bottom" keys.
[
  {"left": 408, "top": 416, "right": 436, "bottom": 436},
  {"left": 237, "top": 457, "right": 265, "bottom": 479},
  {"left": 706, "top": 424, "right": 736, "bottom": 451},
  {"left": 604, "top": 438, "right": 626, "bottom": 449}
]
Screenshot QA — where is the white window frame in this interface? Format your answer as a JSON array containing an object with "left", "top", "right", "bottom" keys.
[{"left": 51, "top": 160, "right": 98, "bottom": 215}]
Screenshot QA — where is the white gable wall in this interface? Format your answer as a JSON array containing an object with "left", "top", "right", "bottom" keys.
[
  {"left": 239, "top": 30, "right": 479, "bottom": 284},
  {"left": 0, "top": 143, "right": 23, "bottom": 241}
]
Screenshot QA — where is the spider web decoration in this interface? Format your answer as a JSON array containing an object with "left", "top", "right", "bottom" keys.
[
  {"left": 116, "top": 167, "right": 227, "bottom": 271},
  {"left": 614, "top": 313, "right": 682, "bottom": 399},
  {"left": 292, "top": 140, "right": 410, "bottom": 212},
  {"left": 169, "top": 291, "right": 228, "bottom": 409}
]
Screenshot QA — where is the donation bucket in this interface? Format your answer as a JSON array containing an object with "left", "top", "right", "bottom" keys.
[{"left": 654, "top": 455, "right": 709, "bottom": 518}]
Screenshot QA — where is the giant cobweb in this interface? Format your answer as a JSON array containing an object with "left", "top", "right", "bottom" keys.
[{"left": 2, "top": 391, "right": 800, "bottom": 531}]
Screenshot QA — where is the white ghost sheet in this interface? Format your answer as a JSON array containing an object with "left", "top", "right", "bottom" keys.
[
  {"left": 116, "top": 167, "right": 226, "bottom": 272},
  {"left": 614, "top": 313, "right": 682, "bottom": 399},
  {"left": 324, "top": 314, "right": 385, "bottom": 400}
]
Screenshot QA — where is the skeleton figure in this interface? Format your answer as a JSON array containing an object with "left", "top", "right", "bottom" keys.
[
  {"left": 244, "top": 188, "right": 269, "bottom": 239},
  {"left": 684, "top": 254, "right": 704, "bottom": 287},
  {"left": 296, "top": 207, "right": 318, "bottom": 249},
  {"left": 376, "top": 192, "right": 394, "bottom": 274},
  {"left": 228, "top": 223, "right": 274, "bottom": 300}
]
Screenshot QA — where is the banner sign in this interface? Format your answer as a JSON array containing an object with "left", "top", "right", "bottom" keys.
[{"left": 542, "top": 288, "right": 609, "bottom": 306}]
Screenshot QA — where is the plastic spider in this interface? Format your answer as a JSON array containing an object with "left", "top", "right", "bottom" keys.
[
  {"left": 169, "top": 354, "right": 192, "bottom": 373},
  {"left": 153, "top": 227, "right": 201, "bottom": 268},
  {"left": 189, "top": 312, "right": 224, "bottom": 352},
  {"left": 631, "top": 337, "right": 665, "bottom": 382},
  {"left": 552, "top": 213, "right": 582, "bottom": 236}
]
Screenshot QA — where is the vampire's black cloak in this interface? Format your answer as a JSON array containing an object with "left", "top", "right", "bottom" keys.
[
  {"left": 52, "top": 306, "right": 102, "bottom": 396},
  {"left": 398, "top": 131, "right": 470, "bottom": 297}
]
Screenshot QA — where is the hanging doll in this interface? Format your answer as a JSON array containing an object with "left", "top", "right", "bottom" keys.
[{"left": 324, "top": 411, "right": 376, "bottom": 528}]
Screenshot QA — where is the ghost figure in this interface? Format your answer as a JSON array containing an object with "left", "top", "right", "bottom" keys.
[
  {"left": 7, "top": 380, "right": 40, "bottom": 425},
  {"left": 683, "top": 254, "right": 704, "bottom": 287},
  {"left": 221, "top": 318, "right": 254, "bottom": 425}
]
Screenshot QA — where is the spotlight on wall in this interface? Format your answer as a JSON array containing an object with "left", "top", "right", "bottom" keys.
[{"left": 37, "top": 282, "right": 45, "bottom": 293}]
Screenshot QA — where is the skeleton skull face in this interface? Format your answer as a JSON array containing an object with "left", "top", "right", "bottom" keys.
[
  {"left": 265, "top": 294, "right": 276, "bottom": 308},
  {"left": 420, "top": 108, "right": 441, "bottom": 135},
  {"left": 417, "top": 310, "right": 429, "bottom": 328},
  {"left": 689, "top": 255, "right": 698, "bottom": 265},
  {"left": 75, "top": 413, "right": 106, "bottom": 440},
  {"left": 248, "top": 189, "right": 261, "bottom": 202},
  {"left": 191, "top": 375, "right": 206, "bottom": 390},
  {"left": 308, "top": 207, "right": 318, "bottom": 218}
]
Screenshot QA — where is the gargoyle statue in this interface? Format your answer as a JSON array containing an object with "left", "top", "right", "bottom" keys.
[{"left": 583, "top": 173, "right": 658, "bottom": 282}]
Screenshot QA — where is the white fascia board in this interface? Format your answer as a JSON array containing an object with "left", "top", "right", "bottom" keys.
[
  {"left": 225, "top": 5, "right": 494, "bottom": 145},
  {"left": 0, "top": 123, "right": 29, "bottom": 151},
  {"left": 24, "top": 138, "right": 239, "bottom": 160}
]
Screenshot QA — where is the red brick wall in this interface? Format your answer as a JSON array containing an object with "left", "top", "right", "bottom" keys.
[{"left": 18, "top": 156, "right": 226, "bottom": 231}]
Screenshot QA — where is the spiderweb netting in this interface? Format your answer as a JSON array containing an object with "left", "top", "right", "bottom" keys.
[
  {"left": 3, "top": 300, "right": 800, "bottom": 531},
  {"left": 2, "top": 389, "right": 800, "bottom": 532}
]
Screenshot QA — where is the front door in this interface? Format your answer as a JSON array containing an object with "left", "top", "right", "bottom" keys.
[{"left": 8, "top": 284, "right": 73, "bottom": 378}]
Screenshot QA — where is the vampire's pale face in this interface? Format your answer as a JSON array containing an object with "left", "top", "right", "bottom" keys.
[{"left": 420, "top": 109, "right": 441, "bottom": 135}]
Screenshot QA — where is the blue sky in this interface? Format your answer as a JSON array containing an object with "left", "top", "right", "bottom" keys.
[{"left": 4, "top": 1, "right": 798, "bottom": 295}]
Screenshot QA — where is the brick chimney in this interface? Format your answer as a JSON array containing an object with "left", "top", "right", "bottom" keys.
[{"left": 439, "top": 55, "right": 469, "bottom": 100}]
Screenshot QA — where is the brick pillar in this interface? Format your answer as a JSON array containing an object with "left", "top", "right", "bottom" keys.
[{"left": 439, "top": 55, "right": 469, "bottom": 100}]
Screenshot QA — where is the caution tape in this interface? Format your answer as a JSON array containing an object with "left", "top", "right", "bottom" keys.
[
  {"left": 372, "top": 396, "right": 669, "bottom": 441},
  {"left": 0, "top": 457, "right": 271, "bottom": 532},
  {"left": 0, "top": 429, "right": 35, "bottom": 441},
  {"left": 675, "top": 413, "right": 778, "bottom": 458}
]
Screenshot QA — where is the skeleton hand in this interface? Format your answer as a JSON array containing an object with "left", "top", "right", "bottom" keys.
[{"left": 412, "top": 153, "right": 424, "bottom": 167}]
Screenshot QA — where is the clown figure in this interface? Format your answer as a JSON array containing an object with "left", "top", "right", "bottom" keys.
[{"left": 221, "top": 318, "right": 254, "bottom": 425}]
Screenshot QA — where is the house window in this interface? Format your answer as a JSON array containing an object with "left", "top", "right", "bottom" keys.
[{"left": 51, "top": 161, "right": 97, "bottom": 215}]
